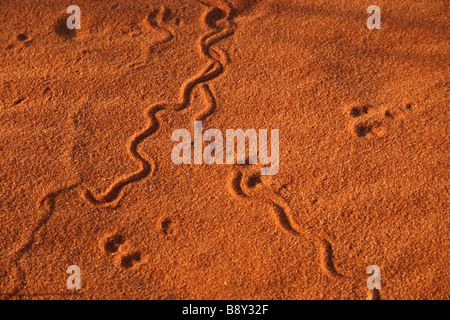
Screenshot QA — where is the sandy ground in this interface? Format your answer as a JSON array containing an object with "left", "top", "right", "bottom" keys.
[{"left": 0, "top": 0, "right": 448, "bottom": 299}]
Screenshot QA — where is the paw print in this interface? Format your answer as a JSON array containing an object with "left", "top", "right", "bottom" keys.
[
  {"left": 103, "top": 234, "right": 125, "bottom": 253},
  {"left": 345, "top": 102, "right": 415, "bottom": 138},
  {"left": 5, "top": 32, "right": 33, "bottom": 51},
  {"left": 119, "top": 252, "right": 142, "bottom": 269},
  {"left": 101, "top": 233, "right": 143, "bottom": 269},
  {"left": 159, "top": 217, "right": 180, "bottom": 238}
]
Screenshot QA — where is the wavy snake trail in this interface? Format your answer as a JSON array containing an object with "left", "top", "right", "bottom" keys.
[
  {"left": 228, "top": 167, "right": 377, "bottom": 299},
  {"left": 83, "top": 0, "right": 235, "bottom": 206}
]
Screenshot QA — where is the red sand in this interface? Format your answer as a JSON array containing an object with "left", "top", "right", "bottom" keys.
[{"left": 0, "top": 0, "right": 448, "bottom": 299}]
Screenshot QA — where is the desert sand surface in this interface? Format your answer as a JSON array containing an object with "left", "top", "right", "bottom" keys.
[{"left": 0, "top": 0, "right": 448, "bottom": 300}]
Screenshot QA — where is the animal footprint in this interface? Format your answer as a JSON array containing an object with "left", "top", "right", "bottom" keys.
[
  {"left": 5, "top": 33, "right": 33, "bottom": 50},
  {"left": 103, "top": 234, "right": 125, "bottom": 253},
  {"left": 348, "top": 104, "right": 373, "bottom": 118},
  {"left": 120, "top": 252, "right": 142, "bottom": 269},
  {"left": 345, "top": 102, "right": 414, "bottom": 138},
  {"left": 159, "top": 217, "right": 180, "bottom": 238},
  {"left": 16, "top": 33, "right": 31, "bottom": 43},
  {"left": 101, "top": 233, "right": 143, "bottom": 269},
  {"left": 246, "top": 172, "right": 263, "bottom": 188}
]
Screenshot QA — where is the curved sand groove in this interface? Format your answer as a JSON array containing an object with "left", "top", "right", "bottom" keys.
[
  {"left": 6, "top": 184, "right": 80, "bottom": 298},
  {"left": 82, "top": 105, "right": 162, "bottom": 205},
  {"left": 199, "top": 5, "right": 235, "bottom": 59},
  {"left": 84, "top": 0, "right": 236, "bottom": 206},
  {"left": 228, "top": 168, "right": 325, "bottom": 239},
  {"left": 192, "top": 83, "right": 217, "bottom": 123},
  {"left": 175, "top": 2, "right": 234, "bottom": 111},
  {"left": 142, "top": 6, "right": 174, "bottom": 41},
  {"left": 174, "top": 61, "right": 223, "bottom": 112},
  {"left": 227, "top": 167, "right": 364, "bottom": 289},
  {"left": 129, "top": 6, "right": 175, "bottom": 70}
]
